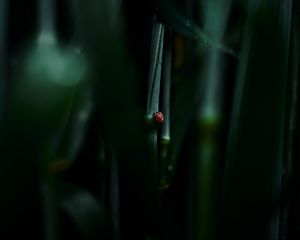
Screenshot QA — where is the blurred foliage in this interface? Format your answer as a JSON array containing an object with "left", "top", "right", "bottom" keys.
[{"left": 0, "top": 0, "right": 299, "bottom": 240}]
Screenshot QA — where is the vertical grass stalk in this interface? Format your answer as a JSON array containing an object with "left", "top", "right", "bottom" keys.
[
  {"left": 223, "top": 1, "right": 292, "bottom": 239},
  {"left": 159, "top": 29, "right": 172, "bottom": 181},
  {"left": 146, "top": 16, "right": 165, "bottom": 185},
  {"left": 193, "top": 0, "right": 232, "bottom": 239},
  {"left": 0, "top": 0, "right": 7, "bottom": 122},
  {"left": 146, "top": 16, "right": 165, "bottom": 118},
  {"left": 280, "top": 28, "right": 298, "bottom": 240},
  {"left": 150, "top": 0, "right": 237, "bottom": 57},
  {"left": 109, "top": 151, "right": 120, "bottom": 240},
  {"left": 39, "top": 0, "right": 56, "bottom": 43},
  {"left": 37, "top": 1, "right": 58, "bottom": 239},
  {"left": 271, "top": 0, "right": 293, "bottom": 239},
  {"left": 40, "top": 145, "right": 60, "bottom": 240}
]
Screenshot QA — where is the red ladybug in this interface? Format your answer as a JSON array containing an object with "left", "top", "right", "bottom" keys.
[{"left": 153, "top": 111, "right": 164, "bottom": 124}]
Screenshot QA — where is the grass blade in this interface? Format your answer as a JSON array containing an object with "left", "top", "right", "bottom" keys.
[
  {"left": 269, "top": 0, "right": 293, "bottom": 239},
  {"left": 159, "top": 29, "right": 172, "bottom": 181},
  {"left": 191, "top": 1, "right": 232, "bottom": 239},
  {"left": 60, "top": 182, "right": 105, "bottom": 240},
  {"left": 0, "top": 0, "right": 8, "bottom": 122},
  {"left": 149, "top": 0, "right": 237, "bottom": 56},
  {"left": 146, "top": 16, "right": 165, "bottom": 188},
  {"left": 146, "top": 16, "right": 165, "bottom": 119},
  {"left": 223, "top": 1, "right": 293, "bottom": 239}
]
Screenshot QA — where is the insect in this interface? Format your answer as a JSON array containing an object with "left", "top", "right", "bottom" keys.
[{"left": 154, "top": 111, "right": 164, "bottom": 124}]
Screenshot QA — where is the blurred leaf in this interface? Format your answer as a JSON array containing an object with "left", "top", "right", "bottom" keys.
[
  {"left": 56, "top": 87, "right": 94, "bottom": 166},
  {"left": 191, "top": 1, "right": 232, "bottom": 240},
  {"left": 60, "top": 182, "right": 106, "bottom": 240},
  {"left": 149, "top": 0, "right": 237, "bottom": 56},
  {"left": 223, "top": 1, "right": 293, "bottom": 239},
  {"left": 76, "top": 0, "right": 161, "bottom": 236},
  {"left": 0, "top": 0, "right": 8, "bottom": 121}
]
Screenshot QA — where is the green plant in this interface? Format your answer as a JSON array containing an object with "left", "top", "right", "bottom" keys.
[{"left": 0, "top": 0, "right": 298, "bottom": 240}]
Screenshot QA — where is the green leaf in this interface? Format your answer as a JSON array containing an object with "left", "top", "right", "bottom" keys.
[
  {"left": 222, "top": 1, "right": 293, "bottom": 239},
  {"left": 149, "top": 0, "right": 237, "bottom": 56},
  {"left": 60, "top": 182, "right": 106, "bottom": 240},
  {"left": 159, "top": 29, "right": 172, "bottom": 179},
  {"left": 191, "top": 0, "right": 232, "bottom": 239},
  {"left": 0, "top": 0, "right": 7, "bottom": 121}
]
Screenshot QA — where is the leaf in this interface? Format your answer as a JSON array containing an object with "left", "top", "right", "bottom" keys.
[
  {"left": 76, "top": 0, "right": 161, "bottom": 235},
  {"left": 159, "top": 29, "right": 172, "bottom": 179},
  {"left": 0, "top": 0, "right": 8, "bottom": 122},
  {"left": 222, "top": 1, "right": 293, "bottom": 239},
  {"left": 191, "top": 0, "right": 232, "bottom": 239},
  {"left": 60, "top": 182, "right": 106, "bottom": 240},
  {"left": 149, "top": 0, "right": 237, "bottom": 56},
  {"left": 56, "top": 87, "right": 94, "bottom": 165}
]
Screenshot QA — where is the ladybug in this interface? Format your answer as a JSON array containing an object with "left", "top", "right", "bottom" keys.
[{"left": 153, "top": 111, "right": 164, "bottom": 124}]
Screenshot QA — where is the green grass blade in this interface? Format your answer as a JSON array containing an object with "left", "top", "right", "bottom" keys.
[
  {"left": 280, "top": 21, "right": 298, "bottom": 240},
  {"left": 56, "top": 87, "right": 93, "bottom": 165},
  {"left": 60, "top": 182, "right": 105, "bottom": 240},
  {"left": 269, "top": 0, "right": 293, "bottom": 239},
  {"left": 0, "top": 0, "right": 7, "bottom": 122},
  {"left": 159, "top": 29, "right": 172, "bottom": 181},
  {"left": 39, "top": 0, "right": 54, "bottom": 34},
  {"left": 146, "top": 16, "right": 165, "bottom": 118},
  {"left": 223, "top": 1, "right": 293, "bottom": 239},
  {"left": 76, "top": 1, "right": 162, "bottom": 236},
  {"left": 149, "top": 0, "right": 237, "bottom": 56},
  {"left": 109, "top": 151, "right": 120, "bottom": 240},
  {"left": 192, "top": 1, "right": 232, "bottom": 239},
  {"left": 146, "top": 16, "right": 165, "bottom": 190}
]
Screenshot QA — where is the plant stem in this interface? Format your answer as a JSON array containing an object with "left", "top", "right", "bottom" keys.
[
  {"left": 160, "top": 29, "right": 172, "bottom": 178},
  {"left": 39, "top": 0, "right": 55, "bottom": 36},
  {"left": 223, "top": 1, "right": 292, "bottom": 239},
  {"left": 280, "top": 28, "right": 298, "bottom": 240},
  {"left": 271, "top": 0, "right": 293, "bottom": 239},
  {"left": 40, "top": 144, "right": 60, "bottom": 240},
  {"left": 150, "top": 0, "right": 237, "bottom": 57},
  {"left": 146, "top": 16, "right": 165, "bottom": 191},
  {"left": 42, "top": 177, "right": 60, "bottom": 240},
  {"left": 193, "top": 1, "right": 231, "bottom": 239},
  {"left": 146, "top": 16, "right": 165, "bottom": 119},
  {"left": 110, "top": 151, "right": 120, "bottom": 240},
  {"left": 0, "top": 0, "right": 7, "bottom": 122},
  {"left": 37, "top": 2, "right": 59, "bottom": 239}
]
